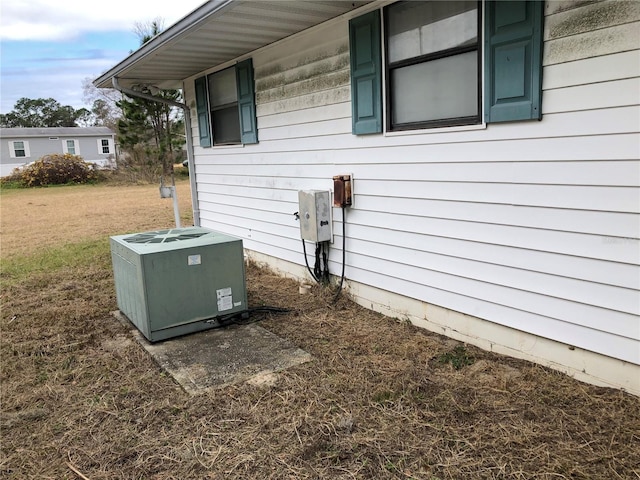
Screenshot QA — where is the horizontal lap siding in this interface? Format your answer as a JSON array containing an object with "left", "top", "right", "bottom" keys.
[{"left": 188, "top": 1, "right": 640, "bottom": 365}]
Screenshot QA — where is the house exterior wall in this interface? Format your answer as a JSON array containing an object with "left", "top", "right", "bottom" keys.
[
  {"left": 185, "top": 0, "right": 640, "bottom": 393},
  {"left": 0, "top": 132, "right": 115, "bottom": 176}
]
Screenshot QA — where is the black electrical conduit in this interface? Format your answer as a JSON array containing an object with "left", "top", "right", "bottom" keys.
[
  {"left": 205, "top": 205, "right": 348, "bottom": 331},
  {"left": 301, "top": 239, "right": 320, "bottom": 283},
  {"left": 333, "top": 205, "right": 347, "bottom": 303},
  {"left": 297, "top": 206, "right": 347, "bottom": 303},
  {"left": 208, "top": 305, "right": 293, "bottom": 329}
]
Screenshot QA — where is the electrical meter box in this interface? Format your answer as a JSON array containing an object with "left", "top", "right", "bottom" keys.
[
  {"left": 298, "top": 190, "right": 332, "bottom": 242},
  {"left": 110, "top": 227, "right": 248, "bottom": 342}
]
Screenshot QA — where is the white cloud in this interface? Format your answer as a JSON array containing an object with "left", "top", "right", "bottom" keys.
[
  {"left": 0, "top": 0, "right": 208, "bottom": 113},
  {"left": 0, "top": 0, "right": 207, "bottom": 41}
]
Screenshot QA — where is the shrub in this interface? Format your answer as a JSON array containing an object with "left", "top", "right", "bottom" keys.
[
  {"left": 174, "top": 164, "right": 190, "bottom": 178},
  {"left": 20, "top": 154, "right": 98, "bottom": 187}
]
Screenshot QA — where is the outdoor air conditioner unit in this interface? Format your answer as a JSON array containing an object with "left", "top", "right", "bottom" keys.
[{"left": 110, "top": 227, "right": 248, "bottom": 342}]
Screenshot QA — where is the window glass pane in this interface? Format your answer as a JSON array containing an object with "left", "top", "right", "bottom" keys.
[
  {"left": 212, "top": 106, "right": 241, "bottom": 144},
  {"left": 388, "top": 1, "right": 477, "bottom": 63},
  {"left": 208, "top": 67, "right": 241, "bottom": 144},
  {"left": 14, "top": 141, "right": 25, "bottom": 157},
  {"left": 391, "top": 51, "right": 478, "bottom": 124},
  {"left": 66, "top": 140, "right": 76, "bottom": 154},
  {"left": 208, "top": 67, "right": 237, "bottom": 108}
]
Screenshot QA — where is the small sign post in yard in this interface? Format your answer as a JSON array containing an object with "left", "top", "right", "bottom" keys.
[{"left": 159, "top": 175, "right": 181, "bottom": 228}]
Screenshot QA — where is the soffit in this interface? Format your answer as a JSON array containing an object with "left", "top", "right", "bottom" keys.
[{"left": 94, "top": 0, "right": 372, "bottom": 90}]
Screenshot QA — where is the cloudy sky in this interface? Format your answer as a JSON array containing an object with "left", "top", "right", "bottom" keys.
[{"left": 0, "top": 0, "right": 207, "bottom": 114}]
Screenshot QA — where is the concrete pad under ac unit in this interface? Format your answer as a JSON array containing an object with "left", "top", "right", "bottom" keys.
[{"left": 113, "top": 311, "right": 312, "bottom": 394}]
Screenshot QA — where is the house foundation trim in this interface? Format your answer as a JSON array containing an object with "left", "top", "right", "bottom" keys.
[{"left": 245, "top": 249, "right": 640, "bottom": 397}]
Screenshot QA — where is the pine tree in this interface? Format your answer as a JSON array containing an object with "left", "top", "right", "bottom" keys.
[{"left": 116, "top": 19, "right": 185, "bottom": 178}]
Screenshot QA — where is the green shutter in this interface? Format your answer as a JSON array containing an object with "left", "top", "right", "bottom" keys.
[
  {"left": 194, "top": 76, "right": 211, "bottom": 147},
  {"left": 349, "top": 10, "right": 382, "bottom": 135},
  {"left": 485, "top": 0, "right": 544, "bottom": 123},
  {"left": 236, "top": 58, "right": 258, "bottom": 144}
]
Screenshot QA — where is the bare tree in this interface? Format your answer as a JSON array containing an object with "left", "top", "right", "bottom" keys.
[
  {"left": 134, "top": 18, "right": 165, "bottom": 44},
  {"left": 82, "top": 78, "right": 122, "bottom": 130}
]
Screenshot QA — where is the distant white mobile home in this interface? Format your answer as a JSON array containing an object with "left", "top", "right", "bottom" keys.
[{"left": 0, "top": 127, "right": 116, "bottom": 176}]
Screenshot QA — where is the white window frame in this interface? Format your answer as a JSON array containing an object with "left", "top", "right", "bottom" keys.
[
  {"left": 62, "top": 139, "right": 80, "bottom": 155},
  {"left": 8, "top": 140, "right": 30, "bottom": 158},
  {"left": 97, "top": 138, "right": 114, "bottom": 155}
]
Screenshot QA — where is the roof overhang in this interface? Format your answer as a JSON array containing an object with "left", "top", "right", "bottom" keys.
[
  {"left": 0, "top": 127, "right": 116, "bottom": 138},
  {"left": 94, "top": 0, "right": 373, "bottom": 90}
]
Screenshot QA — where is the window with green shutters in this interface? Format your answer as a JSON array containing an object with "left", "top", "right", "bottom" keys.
[
  {"left": 348, "top": 0, "right": 543, "bottom": 134},
  {"left": 194, "top": 58, "right": 258, "bottom": 147}
]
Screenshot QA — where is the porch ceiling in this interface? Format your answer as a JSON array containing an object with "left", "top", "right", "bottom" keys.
[{"left": 94, "top": 0, "right": 372, "bottom": 90}]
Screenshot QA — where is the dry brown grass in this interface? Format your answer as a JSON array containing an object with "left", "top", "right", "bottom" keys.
[
  {"left": 1, "top": 182, "right": 639, "bottom": 479},
  {"left": 0, "top": 180, "right": 193, "bottom": 259}
]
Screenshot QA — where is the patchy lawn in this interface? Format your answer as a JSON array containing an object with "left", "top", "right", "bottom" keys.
[{"left": 1, "top": 182, "right": 639, "bottom": 479}]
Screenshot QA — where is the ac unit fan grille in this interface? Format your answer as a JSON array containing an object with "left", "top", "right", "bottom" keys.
[{"left": 124, "top": 229, "right": 207, "bottom": 244}]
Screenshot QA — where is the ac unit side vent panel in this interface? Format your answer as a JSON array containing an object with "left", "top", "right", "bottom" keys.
[{"left": 110, "top": 227, "right": 248, "bottom": 342}]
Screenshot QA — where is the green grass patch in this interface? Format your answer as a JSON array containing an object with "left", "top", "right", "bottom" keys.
[
  {"left": 0, "top": 238, "right": 111, "bottom": 284},
  {"left": 0, "top": 179, "right": 24, "bottom": 190},
  {"left": 437, "top": 345, "right": 475, "bottom": 370}
]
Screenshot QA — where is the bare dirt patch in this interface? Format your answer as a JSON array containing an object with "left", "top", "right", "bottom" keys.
[{"left": 1, "top": 183, "right": 639, "bottom": 479}]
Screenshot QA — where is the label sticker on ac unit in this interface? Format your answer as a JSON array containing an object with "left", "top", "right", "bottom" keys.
[
  {"left": 188, "top": 254, "right": 201, "bottom": 266},
  {"left": 216, "top": 287, "right": 233, "bottom": 311}
]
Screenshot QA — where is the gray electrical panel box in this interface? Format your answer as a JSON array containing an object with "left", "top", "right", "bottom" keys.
[
  {"left": 298, "top": 190, "right": 332, "bottom": 242},
  {"left": 110, "top": 227, "right": 247, "bottom": 342}
]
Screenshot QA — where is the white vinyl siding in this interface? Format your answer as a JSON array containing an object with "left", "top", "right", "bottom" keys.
[{"left": 187, "top": 0, "right": 640, "bottom": 369}]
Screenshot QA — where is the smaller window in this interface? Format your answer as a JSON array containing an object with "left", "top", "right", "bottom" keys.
[
  {"left": 48, "top": 137, "right": 59, "bottom": 140},
  {"left": 98, "top": 138, "right": 113, "bottom": 154},
  {"left": 13, "top": 141, "right": 26, "bottom": 157},
  {"left": 62, "top": 139, "right": 79, "bottom": 155},
  {"left": 9, "top": 140, "right": 30, "bottom": 158}
]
